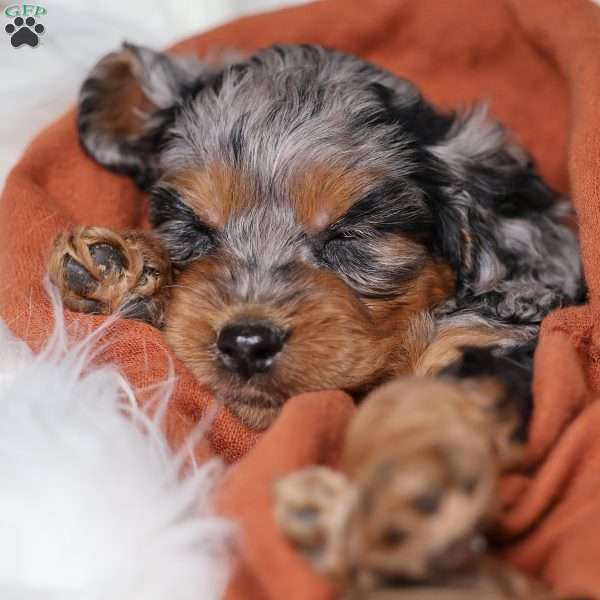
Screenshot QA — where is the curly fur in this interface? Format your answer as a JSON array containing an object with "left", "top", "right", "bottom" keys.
[
  {"left": 78, "top": 43, "right": 581, "bottom": 320},
  {"left": 56, "top": 42, "right": 584, "bottom": 428}
]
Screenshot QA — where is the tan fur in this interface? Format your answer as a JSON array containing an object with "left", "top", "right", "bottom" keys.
[
  {"left": 48, "top": 226, "right": 171, "bottom": 324},
  {"left": 341, "top": 378, "right": 507, "bottom": 584},
  {"left": 274, "top": 467, "right": 353, "bottom": 581},
  {"left": 275, "top": 377, "right": 549, "bottom": 598},
  {"left": 48, "top": 146, "right": 546, "bottom": 598},
  {"left": 413, "top": 327, "right": 504, "bottom": 377},
  {"left": 162, "top": 235, "right": 457, "bottom": 428},
  {"left": 365, "top": 261, "right": 456, "bottom": 375},
  {"left": 89, "top": 52, "right": 154, "bottom": 137},
  {"left": 342, "top": 377, "right": 510, "bottom": 476},
  {"left": 48, "top": 42, "right": 553, "bottom": 598},
  {"left": 164, "top": 258, "right": 393, "bottom": 428},
  {"left": 171, "top": 164, "right": 251, "bottom": 229},
  {"left": 291, "top": 167, "right": 374, "bottom": 232},
  {"left": 174, "top": 164, "right": 376, "bottom": 233},
  {"left": 365, "top": 261, "right": 455, "bottom": 327},
  {"left": 47, "top": 217, "right": 464, "bottom": 429}
]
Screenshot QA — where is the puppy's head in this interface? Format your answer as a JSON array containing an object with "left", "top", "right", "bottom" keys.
[{"left": 77, "top": 43, "right": 560, "bottom": 428}]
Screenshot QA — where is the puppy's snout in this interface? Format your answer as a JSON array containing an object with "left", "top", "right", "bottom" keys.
[{"left": 217, "top": 322, "right": 286, "bottom": 377}]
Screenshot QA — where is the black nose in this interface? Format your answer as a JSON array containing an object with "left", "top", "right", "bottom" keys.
[{"left": 217, "top": 322, "right": 286, "bottom": 377}]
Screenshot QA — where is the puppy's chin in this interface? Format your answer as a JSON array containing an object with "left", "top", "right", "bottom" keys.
[
  {"left": 225, "top": 398, "right": 282, "bottom": 430},
  {"left": 215, "top": 383, "right": 288, "bottom": 430}
]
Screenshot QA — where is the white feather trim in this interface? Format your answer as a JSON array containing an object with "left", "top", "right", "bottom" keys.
[{"left": 0, "top": 283, "right": 231, "bottom": 600}]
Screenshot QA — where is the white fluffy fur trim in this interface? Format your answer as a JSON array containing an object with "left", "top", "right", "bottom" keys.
[{"left": 0, "top": 284, "right": 231, "bottom": 600}]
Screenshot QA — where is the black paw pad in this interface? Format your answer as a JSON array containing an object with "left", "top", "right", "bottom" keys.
[
  {"left": 89, "top": 243, "right": 127, "bottom": 275},
  {"left": 5, "top": 16, "right": 44, "bottom": 48},
  {"left": 62, "top": 255, "right": 99, "bottom": 298}
]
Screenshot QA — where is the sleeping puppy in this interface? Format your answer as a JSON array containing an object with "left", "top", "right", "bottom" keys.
[
  {"left": 47, "top": 42, "right": 579, "bottom": 595},
  {"left": 48, "top": 43, "right": 581, "bottom": 430}
]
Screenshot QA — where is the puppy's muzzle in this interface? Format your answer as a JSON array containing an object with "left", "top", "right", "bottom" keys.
[{"left": 217, "top": 321, "right": 287, "bottom": 378}]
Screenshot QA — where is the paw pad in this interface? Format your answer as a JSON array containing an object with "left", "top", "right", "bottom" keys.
[
  {"left": 5, "top": 16, "right": 44, "bottom": 48},
  {"left": 48, "top": 226, "right": 171, "bottom": 327}
]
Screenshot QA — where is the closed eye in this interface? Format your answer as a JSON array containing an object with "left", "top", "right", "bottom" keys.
[
  {"left": 323, "top": 180, "right": 433, "bottom": 242},
  {"left": 329, "top": 230, "right": 362, "bottom": 241},
  {"left": 155, "top": 219, "right": 216, "bottom": 265},
  {"left": 317, "top": 227, "right": 428, "bottom": 299},
  {"left": 150, "top": 184, "right": 217, "bottom": 265},
  {"left": 321, "top": 228, "right": 371, "bottom": 248}
]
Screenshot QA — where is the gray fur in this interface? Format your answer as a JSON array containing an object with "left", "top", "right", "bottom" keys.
[{"left": 77, "top": 42, "right": 584, "bottom": 355}]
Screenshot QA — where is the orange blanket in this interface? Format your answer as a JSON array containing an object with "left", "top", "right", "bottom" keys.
[{"left": 2, "top": 0, "right": 600, "bottom": 597}]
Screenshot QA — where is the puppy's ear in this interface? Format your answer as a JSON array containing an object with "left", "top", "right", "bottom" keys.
[
  {"left": 419, "top": 106, "right": 580, "bottom": 321},
  {"left": 77, "top": 43, "right": 206, "bottom": 188},
  {"left": 424, "top": 107, "right": 546, "bottom": 278}
]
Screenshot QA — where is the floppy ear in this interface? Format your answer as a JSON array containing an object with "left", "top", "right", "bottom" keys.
[
  {"left": 418, "top": 106, "right": 581, "bottom": 322},
  {"left": 77, "top": 43, "right": 208, "bottom": 188},
  {"left": 422, "top": 107, "right": 553, "bottom": 279}
]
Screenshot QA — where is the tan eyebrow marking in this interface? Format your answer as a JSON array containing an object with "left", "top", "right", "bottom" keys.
[
  {"left": 170, "top": 164, "right": 252, "bottom": 228},
  {"left": 171, "top": 164, "right": 378, "bottom": 232},
  {"left": 290, "top": 167, "right": 375, "bottom": 233}
]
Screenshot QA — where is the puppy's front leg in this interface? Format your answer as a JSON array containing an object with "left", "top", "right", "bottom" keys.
[{"left": 48, "top": 226, "right": 172, "bottom": 327}]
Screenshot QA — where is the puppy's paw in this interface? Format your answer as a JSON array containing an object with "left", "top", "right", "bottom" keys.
[
  {"left": 340, "top": 377, "right": 502, "bottom": 584},
  {"left": 48, "top": 226, "right": 171, "bottom": 326},
  {"left": 274, "top": 466, "right": 354, "bottom": 579}
]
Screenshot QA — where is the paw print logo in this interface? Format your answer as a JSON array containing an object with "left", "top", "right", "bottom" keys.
[{"left": 5, "top": 16, "right": 44, "bottom": 48}]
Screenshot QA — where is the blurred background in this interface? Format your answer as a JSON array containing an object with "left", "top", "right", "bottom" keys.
[{"left": 0, "top": 0, "right": 306, "bottom": 187}]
